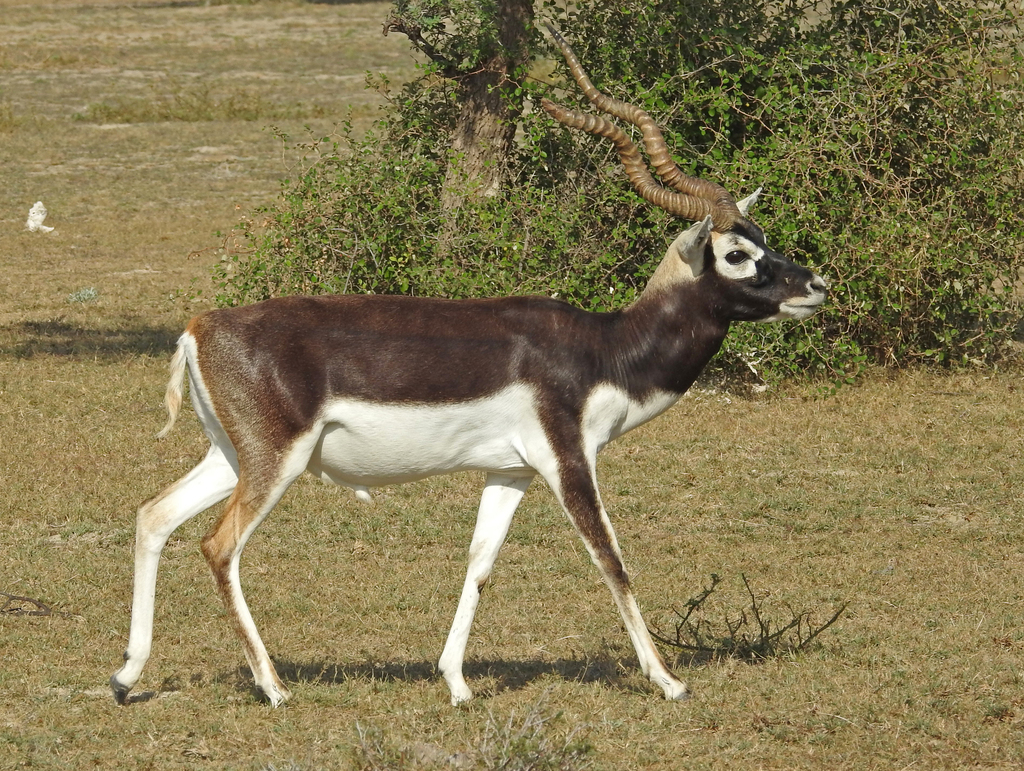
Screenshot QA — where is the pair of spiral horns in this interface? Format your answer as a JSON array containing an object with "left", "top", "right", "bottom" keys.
[{"left": 541, "top": 26, "right": 744, "bottom": 231}]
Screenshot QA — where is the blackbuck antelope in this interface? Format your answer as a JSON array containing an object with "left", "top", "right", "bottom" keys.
[{"left": 110, "top": 29, "right": 827, "bottom": 707}]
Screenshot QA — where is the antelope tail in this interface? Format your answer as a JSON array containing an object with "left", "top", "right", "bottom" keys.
[{"left": 156, "top": 340, "right": 188, "bottom": 439}]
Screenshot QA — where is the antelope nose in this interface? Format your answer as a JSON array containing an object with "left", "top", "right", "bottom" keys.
[{"left": 809, "top": 275, "right": 828, "bottom": 297}]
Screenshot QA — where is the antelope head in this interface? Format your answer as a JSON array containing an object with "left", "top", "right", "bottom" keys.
[{"left": 541, "top": 27, "right": 827, "bottom": 322}]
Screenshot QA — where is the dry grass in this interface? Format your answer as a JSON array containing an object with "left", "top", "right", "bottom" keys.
[
  {"left": 0, "top": 0, "right": 416, "bottom": 350},
  {"left": 3, "top": 3, "right": 1024, "bottom": 770}
]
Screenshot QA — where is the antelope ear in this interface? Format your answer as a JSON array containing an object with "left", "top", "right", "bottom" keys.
[
  {"left": 736, "top": 187, "right": 763, "bottom": 216},
  {"left": 669, "top": 215, "right": 713, "bottom": 278}
]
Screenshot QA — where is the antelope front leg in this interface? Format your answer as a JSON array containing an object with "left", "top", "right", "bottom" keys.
[
  {"left": 438, "top": 473, "right": 533, "bottom": 705},
  {"left": 201, "top": 474, "right": 295, "bottom": 707},
  {"left": 552, "top": 459, "right": 689, "bottom": 701}
]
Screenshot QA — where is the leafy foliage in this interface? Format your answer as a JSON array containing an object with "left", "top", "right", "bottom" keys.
[
  {"left": 215, "top": 0, "right": 1024, "bottom": 382},
  {"left": 385, "top": 0, "right": 505, "bottom": 74},
  {"left": 217, "top": 119, "right": 666, "bottom": 311}
]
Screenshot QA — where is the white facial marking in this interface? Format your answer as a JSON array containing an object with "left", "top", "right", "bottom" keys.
[
  {"left": 760, "top": 276, "right": 829, "bottom": 322},
  {"left": 711, "top": 231, "right": 763, "bottom": 281}
]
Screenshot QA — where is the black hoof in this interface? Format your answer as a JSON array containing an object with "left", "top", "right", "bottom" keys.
[{"left": 110, "top": 675, "right": 131, "bottom": 705}]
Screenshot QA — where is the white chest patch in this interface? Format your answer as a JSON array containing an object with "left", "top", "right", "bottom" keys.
[
  {"left": 305, "top": 383, "right": 546, "bottom": 488},
  {"left": 580, "top": 384, "right": 679, "bottom": 454}
]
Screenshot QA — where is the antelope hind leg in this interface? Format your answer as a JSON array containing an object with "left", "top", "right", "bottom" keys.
[{"left": 112, "top": 447, "right": 238, "bottom": 704}]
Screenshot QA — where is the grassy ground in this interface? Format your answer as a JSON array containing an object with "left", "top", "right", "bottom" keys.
[
  {"left": 3, "top": 2, "right": 1024, "bottom": 770},
  {"left": 0, "top": 0, "right": 414, "bottom": 352}
]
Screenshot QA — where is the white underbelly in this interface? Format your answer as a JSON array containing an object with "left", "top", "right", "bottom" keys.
[{"left": 306, "top": 385, "right": 542, "bottom": 487}]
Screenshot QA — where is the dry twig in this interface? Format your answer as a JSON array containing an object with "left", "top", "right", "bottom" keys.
[
  {"left": 651, "top": 574, "right": 847, "bottom": 662},
  {"left": 1, "top": 592, "right": 52, "bottom": 617}
]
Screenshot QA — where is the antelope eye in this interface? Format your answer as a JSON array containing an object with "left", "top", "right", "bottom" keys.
[{"left": 725, "top": 250, "right": 748, "bottom": 265}]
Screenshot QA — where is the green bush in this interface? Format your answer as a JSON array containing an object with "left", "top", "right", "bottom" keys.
[
  {"left": 218, "top": 124, "right": 664, "bottom": 310},
  {"left": 215, "top": 0, "right": 1024, "bottom": 383}
]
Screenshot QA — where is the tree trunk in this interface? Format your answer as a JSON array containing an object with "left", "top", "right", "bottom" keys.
[{"left": 439, "top": 0, "right": 533, "bottom": 214}]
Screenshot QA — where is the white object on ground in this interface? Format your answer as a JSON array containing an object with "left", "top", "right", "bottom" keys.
[{"left": 26, "top": 201, "right": 54, "bottom": 233}]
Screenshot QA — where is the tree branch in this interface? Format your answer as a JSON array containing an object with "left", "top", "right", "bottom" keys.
[{"left": 383, "top": 13, "right": 463, "bottom": 79}]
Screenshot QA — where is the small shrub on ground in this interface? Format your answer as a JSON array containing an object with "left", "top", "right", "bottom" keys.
[
  {"left": 651, "top": 574, "right": 848, "bottom": 664},
  {"left": 217, "top": 123, "right": 664, "bottom": 312},
  {"left": 67, "top": 287, "right": 99, "bottom": 304}
]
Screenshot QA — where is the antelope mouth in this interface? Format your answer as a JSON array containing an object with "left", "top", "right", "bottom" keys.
[
  {"left": 778, "top": 301, "right": 824, "bottom": 320},
  {"left": 778, "top": 290, "right": 828, "bottom": 320}
]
